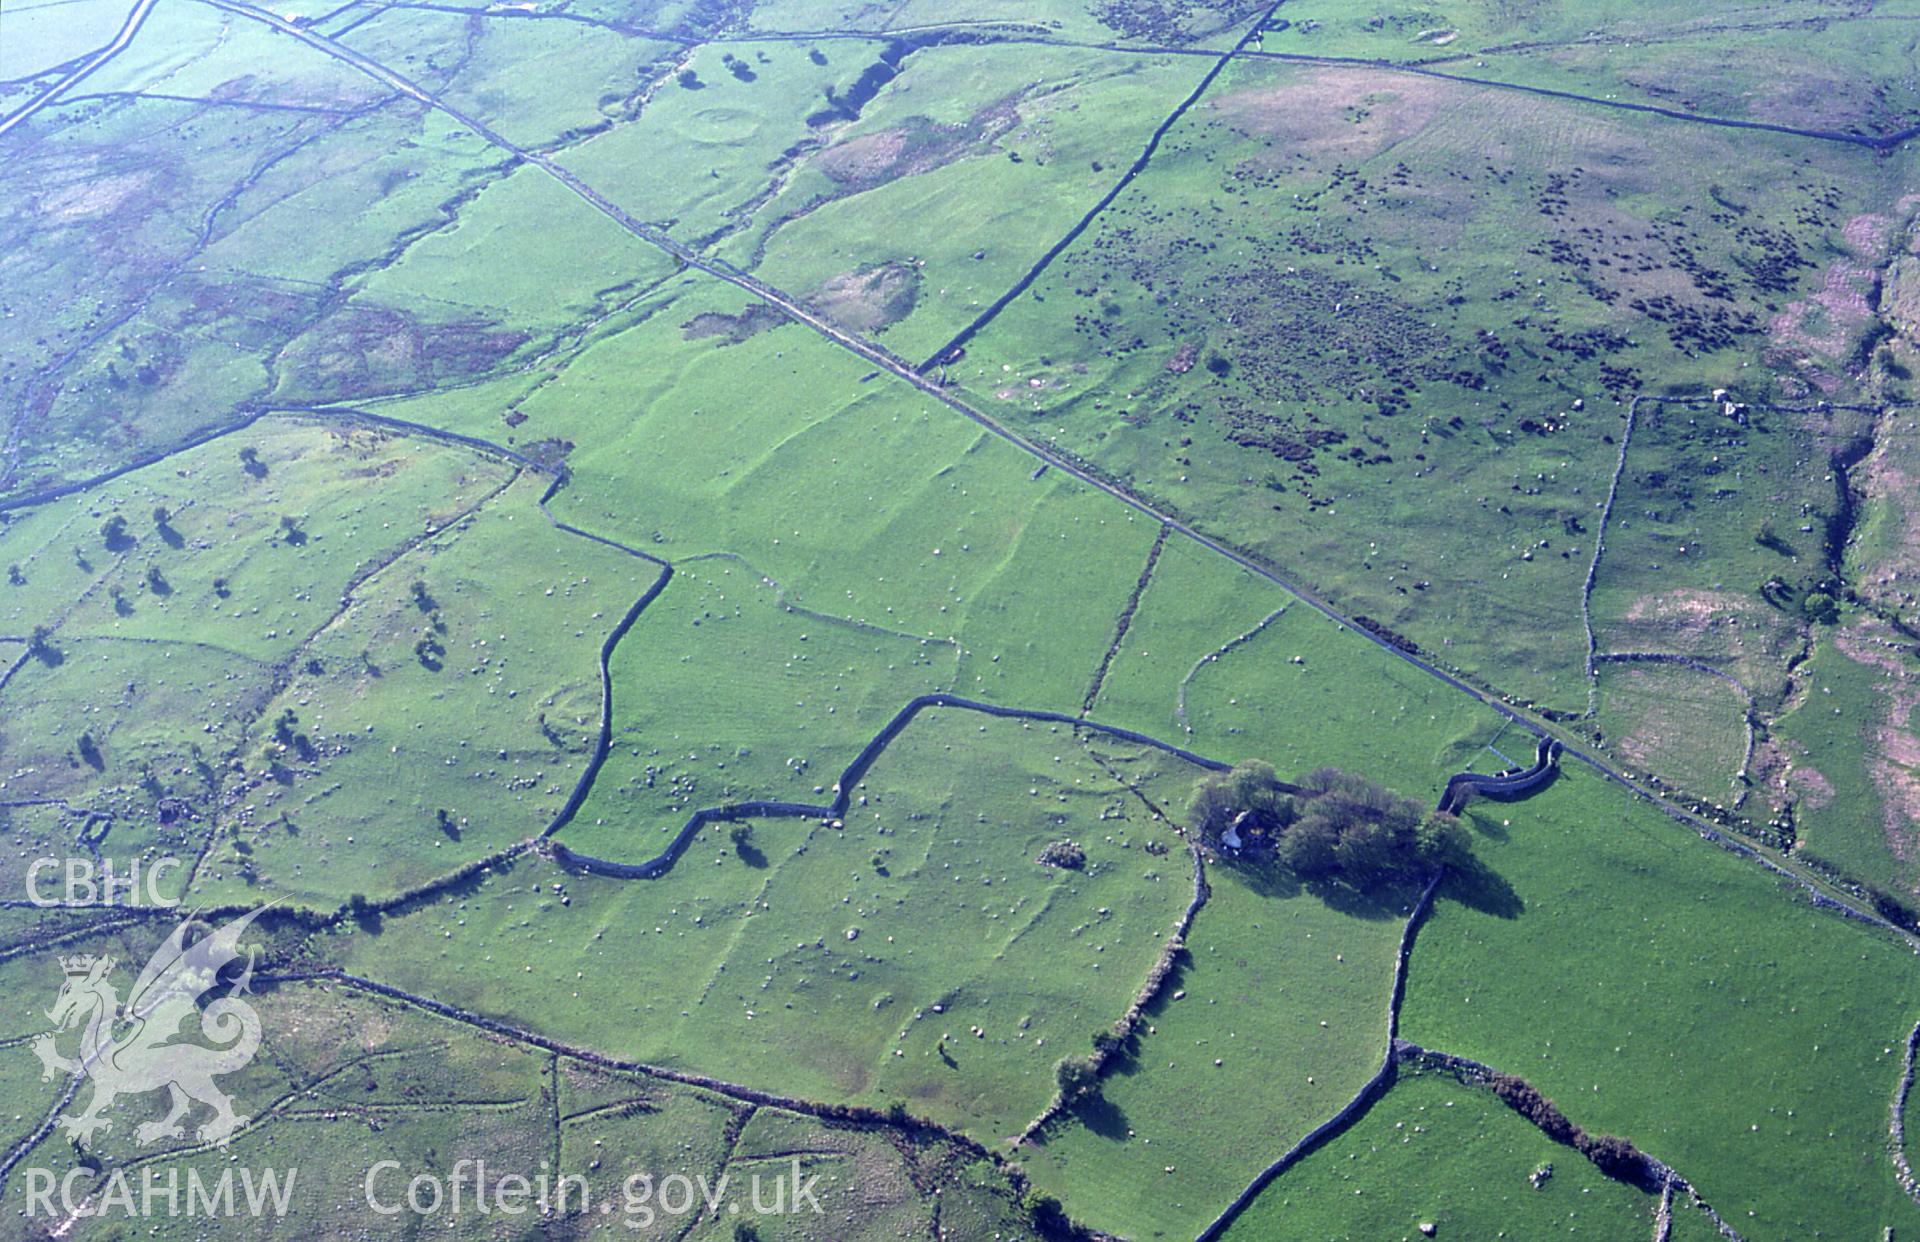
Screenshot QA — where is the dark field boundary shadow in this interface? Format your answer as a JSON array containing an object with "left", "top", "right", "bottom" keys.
[
  {"left": 1436, "top": 851, "right": 1524, "bottom": 921},
  {"left": 548, "top": 693, "right": 1232, "bottom": 878},
  {"left": 1438, "top": 737, "right": 1561, "bottom": 816}
]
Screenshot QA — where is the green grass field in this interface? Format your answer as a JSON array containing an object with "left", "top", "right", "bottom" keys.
[
  {"left": 187, "top": 469, "right": 659, "bottom": 910},
  {"left": 554, "top": 40, "right": 857, "bottom": 244},
  {"left": 1022, "top": 860, "right": 1417, "bottom": 1239},
  {"left": 341, "top": 6, "right": 683, "bottom": 149},
  {"left": 721, "top": 41, "right": 1220, "bottom": 362},
  {"left": 0, "top": 418, "right": 518, "bottom": 894},
  {"left": 357, "top": 162, "right": 683, "bottom": 342},
  {"left": 5, "top": 0, "right": 1919, "bottom": 1235},
  {"left": 741, "top": 0, "right": 1273, "bottom": 45},
  {"left": 329, "top": 709, "right": 1201, "bottom": 1141},
  {"left": 1594, "top": 660, "right": 1749, "bottom": 798},
  {"left": 1585, "top": 396, "right": 1864, "bottom": 748},
  {"left": 0, "top": 965, "right": 1035, "bottom": 1240},
  {"left": 951, "top": 53, "right": 1905, "bottom": 722},
  {"left": 1402, "top": 766, "right": 1920, "bottom": 1238},
  {"left": 1222, "top": 1070, "right": 1655, "bottom": 1241},
  {"left": 555, "top": 552, "right": 955, "bottom": 864},
  {"left": 1773, "top": 617, "right": 1920, "bottom": 897},
  {"left": 0, "top": 0, "right": 137, "bottom": 82}
]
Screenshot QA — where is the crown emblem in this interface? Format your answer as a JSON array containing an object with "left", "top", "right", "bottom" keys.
[{"left": 59, "top": 954, "right": 105, "bottom": 977}]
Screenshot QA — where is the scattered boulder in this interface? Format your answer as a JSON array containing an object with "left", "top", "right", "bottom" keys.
[{"left": 1037, "top": 839, "right": 1086, "bottom": 870}]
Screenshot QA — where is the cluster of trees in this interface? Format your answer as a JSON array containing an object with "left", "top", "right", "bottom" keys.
[
  {"left": 26, "top": 624, "right": 60, "bottom": 664},
  {"left": 1188, "top": 761, "right": 1469, "bottom": 885},
  {"left": 1052, "top": 1054, "right": 1100, "bottom": 1104}
]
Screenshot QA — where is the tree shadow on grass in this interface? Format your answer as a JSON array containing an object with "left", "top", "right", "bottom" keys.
[
  {"left": 1441, "top": 855, "right": 1524, "bottom": 919},
  {"left": 1216, "top": 845, "right": 1521, "bottom": 920},
  {"left": 1463, "top": 807, "right": 1511, "bottom": 843},
  {"left": 1211, "top": 853, "right": 1301, "bottom": 900},
  {"left": 1308, "top": 877, "right": 1426, "bottom": 921},
  {"left": 1215, "top": 854, "right": 1424, "bottom": 922},
  {"left": 1062, "top": 1089, "right": 1131, "bottom": 1143}
]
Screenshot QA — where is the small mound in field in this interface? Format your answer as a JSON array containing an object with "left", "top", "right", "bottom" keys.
[
  {"left": 811, "top": 107, "right": 1015, "bottom": 190},
  {"left": 681, "top": 302, "right": 787, "bottom": 344},
  {"left": 811, "top": 262, "right": 919, "bottom": 332},
  {"left": 814, "top": 127, "right": 910, "bottom": 184},
  {"left": 1036, "top": 839, "right": 1086, "bottom": 870},
  {"left": 686, "top": 105, "right": 759, "bottom": 145}
]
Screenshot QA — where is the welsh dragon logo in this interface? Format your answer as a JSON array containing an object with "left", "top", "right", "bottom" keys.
[{"left": 32, "top": 908, "right": 268, "bottom": 1147}]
